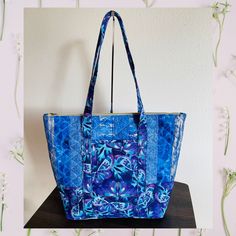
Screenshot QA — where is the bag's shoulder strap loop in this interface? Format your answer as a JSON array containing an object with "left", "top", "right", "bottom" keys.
[{"left": 83, "top": 10, "right": 145, "bottom": 116}]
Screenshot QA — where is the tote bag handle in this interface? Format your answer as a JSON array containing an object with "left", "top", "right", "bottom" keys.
[{"left": 83, "top": 10, "right": 145, "bottom": 116}]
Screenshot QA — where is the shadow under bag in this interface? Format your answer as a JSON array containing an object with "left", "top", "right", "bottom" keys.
[{"left": 43, "top": 10, "right": 187, "bottom": 220}]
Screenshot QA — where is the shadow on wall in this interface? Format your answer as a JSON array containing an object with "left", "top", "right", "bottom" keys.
[{"left": 24, "top": 40, "right": 107, "bottom": 219}]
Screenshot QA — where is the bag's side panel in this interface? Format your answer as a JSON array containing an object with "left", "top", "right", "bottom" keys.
[
  {"left": 147, "top": 113, "right": 186, "bottom": 218},
  {"left": 151, "top": 114, "right": 178, "bottom": 218},
  {"left": 157, "top": 114, "right": 177, "bottom": 183},
  {"left": 170, "top": 113, "right": 187, "bottom": 181},
  {"left": 43, "top": 115, "right": 83, "bottom": 187},
  {"left": 43, "top": 115, "right": 84, "bottom": 219}
]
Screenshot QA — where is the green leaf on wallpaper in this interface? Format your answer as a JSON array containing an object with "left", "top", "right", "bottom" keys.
[
  {"left": 218, "top": 107, "right": 230, "bottom": 156},
  {"left": 178, "top": 228, "right": 205, "bottom": 236},
  {"left": 88, "top": 229, "right": 101, "bottom": 236},
  {"left": 212, "top": 1, "right": 231, "bottom": 67},
  {"left": 27, "top": 228, "right": 31, "bottom": 236},
  {"left": 0, "top": 0, "right": 6, "bottom": 41},
  {"left": 223, "top": 107, "right": 230, "bottom": 156},
  {"left": 0, "top": 173, "right": 6, "bottom": 232},
  {"left": 198, "top": 228, "right": 205, "bottom": 236},
  {"left": 50, "top": 230, "right": 60, "bottom": 236},
  {"left": 143, "top": 0, "right": 156, "bottom": 8},
  {"left": 221, "top": 168, "right": 236, "bottom": 236},
  {"left": 152, "top": 228, "right": 156, "bottom": 236},
  {"left": 75, "top": 229, "right": 82, "bottom": 236},
  {"left": 178, "top": 229, "right": 182, "bottom": 236}
]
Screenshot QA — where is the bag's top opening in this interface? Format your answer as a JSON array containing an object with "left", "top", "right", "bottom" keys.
[{"left": 44, "top": 112, "right": 185, "bottom": 117}]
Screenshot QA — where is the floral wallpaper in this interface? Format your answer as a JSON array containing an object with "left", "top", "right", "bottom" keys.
[{"left": 0, "top": 0, "right": 236, "bottom": 236}]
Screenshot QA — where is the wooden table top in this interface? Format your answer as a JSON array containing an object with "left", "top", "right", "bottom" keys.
[{"left": 25, "top": 182, "right": 196, "bottom": 228}]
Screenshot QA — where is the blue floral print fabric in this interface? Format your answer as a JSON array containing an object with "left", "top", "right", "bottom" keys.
[
  {"left": 44, "top": 113, "right": 186, "bottom": 219},
  {"left": 43, "top": 10, "right": 186, "bottom": 220}
]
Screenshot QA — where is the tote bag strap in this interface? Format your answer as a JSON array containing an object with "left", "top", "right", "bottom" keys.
[{"left": 83, "top": 10, "right": 145, "bottom": 117}]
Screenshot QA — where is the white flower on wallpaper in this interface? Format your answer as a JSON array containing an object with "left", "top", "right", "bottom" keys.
[
  {"left": 225, "top": 55, "right": 236, "bottom": 80},
  {"left": 10, "top": 137, "right": 24, "bottom": 164}
]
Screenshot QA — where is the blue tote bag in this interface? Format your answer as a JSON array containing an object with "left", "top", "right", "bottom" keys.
[{"left": 43, "top": 10, "right": 186, "bottom": 220}]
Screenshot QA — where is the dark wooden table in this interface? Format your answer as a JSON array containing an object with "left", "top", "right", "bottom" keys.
[{"left": 25, "top": 182, "right": 196, "bottom": 228}]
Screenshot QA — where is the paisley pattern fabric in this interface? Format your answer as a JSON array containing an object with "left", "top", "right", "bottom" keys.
[{"left": 43, "top": 10, "right": 187, "bottom": 220}]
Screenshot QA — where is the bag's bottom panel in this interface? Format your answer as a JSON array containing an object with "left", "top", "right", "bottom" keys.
[{"left": 58, "top": 182, "right": 173, "bottom": 220}]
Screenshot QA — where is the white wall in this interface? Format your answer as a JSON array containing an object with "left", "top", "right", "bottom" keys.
[{"left": 24, "top": 8, "right": 212, "bottom": 227}]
